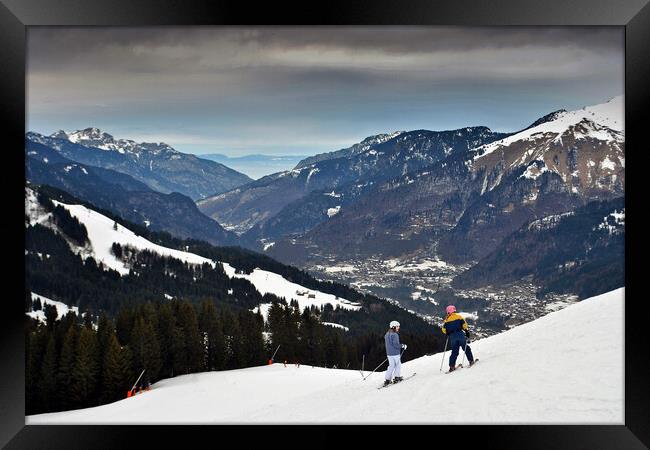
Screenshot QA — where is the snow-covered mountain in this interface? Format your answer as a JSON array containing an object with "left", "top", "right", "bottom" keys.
[
  {"left": 271, "top": 96, "right": 625, "bottom": 270},
  {"left": 48, "top": 127, "right": 170, "bottom": 155},
  {"left": 26, "top": 287, "right": 624, "bottom": 424},
  {"left": 25, "top": 186, "right": 361, "bottom": 315},
  {"left": 26, "top": 128, "right": 252, "bottom": 200},
  {"left": 471, "top": 95, "right": 624, "bottom": 196},
  {"left": 434, "top": 95, "right": 624, "bottom": 263}
]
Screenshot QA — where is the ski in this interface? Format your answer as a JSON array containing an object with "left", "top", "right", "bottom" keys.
[
  {"left": 378, "top": 373, "right": 416, "bottom": 389},
  {"left": 446, "top": 359, "right": 480, "bottom": 374}
]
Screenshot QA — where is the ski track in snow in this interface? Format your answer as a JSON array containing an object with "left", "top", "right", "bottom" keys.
[{"left": 27, "top": 288, "right": 624, "bottom": 424}]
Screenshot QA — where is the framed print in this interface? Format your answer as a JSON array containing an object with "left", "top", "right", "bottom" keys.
[{"left": 1, "top": 0, "right": 648, "bottom": 447}]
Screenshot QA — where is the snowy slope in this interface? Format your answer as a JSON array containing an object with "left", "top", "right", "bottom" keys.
[
  {"left": 26, "top": 293, "right": 80, "bottom": 324},
  {"left": 27, "top": 288, "right": 624, "bottom": 424},
  {"left": 25, "top": 188, "right": 361, "bottom": 313}
]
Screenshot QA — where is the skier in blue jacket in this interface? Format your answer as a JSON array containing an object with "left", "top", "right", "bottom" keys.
[
  {"left": 384, "top": 320, "right": 407, "bottom": 386},
  {"left": 442, "top": 305, "right": 476, "bottom": 372}
]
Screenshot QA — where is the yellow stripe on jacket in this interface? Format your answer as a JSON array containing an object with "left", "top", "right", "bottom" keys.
[{"left": 442, "top": 312, "right": 468, "bottom": 335}]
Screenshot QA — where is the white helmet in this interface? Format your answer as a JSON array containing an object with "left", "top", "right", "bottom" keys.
[{"left": 390, "top": 320, "right": 400, "bottom": 328}]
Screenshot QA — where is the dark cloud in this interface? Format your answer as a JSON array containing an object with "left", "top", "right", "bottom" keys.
[
  {"left": 28, "top": 26, "right": 623, "bottom": 71},
  {"left": 26, "top": 27, "right": 624, "bottom": 157},
  {"left": 28, "top": 26, "right": 623, "bottom": 52}
]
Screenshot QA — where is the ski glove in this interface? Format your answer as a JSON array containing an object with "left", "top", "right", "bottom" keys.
[
  {"left": 464, "top": 330, "right": 470, "bottom": 339},
  {"left": 401, "top": 344, "right": 407, "bottom": 350}
]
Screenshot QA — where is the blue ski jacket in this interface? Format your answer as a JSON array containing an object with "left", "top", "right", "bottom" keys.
[{"left": 385, "top": 330, "right": 401, "bottom": 356}]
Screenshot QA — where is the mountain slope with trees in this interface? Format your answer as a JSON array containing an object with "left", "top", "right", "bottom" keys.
[
  {"left": 26, "top": 141, "right": 238, "bottom": 246},
  {"left": 25, "top": 185, "right": 444, "bottom": 416}
]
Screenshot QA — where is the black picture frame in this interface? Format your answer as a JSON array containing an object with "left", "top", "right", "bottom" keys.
[{"left": 1, "top": 0, "right": 648, "bottom": 447}]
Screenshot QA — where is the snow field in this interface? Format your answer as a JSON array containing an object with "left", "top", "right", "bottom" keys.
[{"left": 28, "top": 288, "right": 624, "bottom": 424}]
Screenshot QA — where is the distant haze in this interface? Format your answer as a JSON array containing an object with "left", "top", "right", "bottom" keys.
[
  {"left": 200, "top": 154, "right": 309, "bottom": 179},
  {"left": 28, "top": 26, "right": 623, "bottom": 158}
]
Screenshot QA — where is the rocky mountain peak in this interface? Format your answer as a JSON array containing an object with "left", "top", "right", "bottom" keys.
[{"left": 524, "top": 109, "right": 567, "bottom": 130}]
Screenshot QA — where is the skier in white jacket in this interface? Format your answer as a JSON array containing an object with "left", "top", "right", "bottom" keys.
[{"left": 384, "top": 321, "right": 407, "bottom": 386}]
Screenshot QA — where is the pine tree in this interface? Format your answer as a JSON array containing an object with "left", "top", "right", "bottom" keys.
[
  {"left": 83, "top": 309, "right": 93, "bottom": 329},
  {"left": 96, "top": 314, "right": 113, "bottom": 378},
  {"left": 101, "top": 333, "right": 131, "bottom": 404},
  {"left": 297, "top": 308, "right": 315, "bottom": 364},
  {"left": 44, "top": 303, "right": 58, "bottom": 328},
  {"left": 129, "top": 316, "right": 162, "bottom": 385},
  {"left": 71, "top": 327, "right": 99, "bottom": 408},
  {"left": 267, "top": 302, "right": 286, "bottom": 362},
  {"left": 57, "top": 324, "right": 78, "bottom": 410},
  {"left": 228, "top": 311, "right": 245, "bottom": 368},
  {"left": 115, "top": 307, "right": 134, "bottom": 346},
  {"left": 198, "top": 300, "right": 225, "bottom": 371},
  {"left": 238, "top": 309, "right": 266, "bottom": 367},
  {"left": 220, "top": 306, "right": 241, "bottom": 369},
  {"left": 170, "top": 325, "right": 186, "bottom": 377},
  {"left": 140, "top": 302, "right": 159, "bottom": 335},
  {"left": 310, "top": 321, "right": 327, "bottom": 368},
  {"left": 26, "top": 328, "right": 46, "bottom": 414},
  {"left": 39, "top": 334, "right": 58, "bottom": 413},
  {"left": 176, "top": 301, "right": 203, "bottom": 373},
  {"left": 112, "top": 242, "right": 123, "bottom": 259},
  {"left": 157, "top": 302, "right": 176, "bottom": 378},
  {"left": 326, "top": 332, "right": 346, "bottom": 369}
]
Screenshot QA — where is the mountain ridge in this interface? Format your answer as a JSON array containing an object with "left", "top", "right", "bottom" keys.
[
  {"left": 26, "top": 128, "right": 252, "bottom": 200},
  {"left": 26, "top": 140, "right": 238, "bottom": 246}
]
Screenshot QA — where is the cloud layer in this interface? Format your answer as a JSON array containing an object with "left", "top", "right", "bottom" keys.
[{"left": 27, "top": 27, "right": 624, "bottom": 156}]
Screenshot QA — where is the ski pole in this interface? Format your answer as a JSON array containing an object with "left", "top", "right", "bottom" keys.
[
  {"left": 131, "top": 369, "right": 146, "bottom": 392},
  {"left": 439, "top": 336, "right": 449, "bottom": 372},
  {"left": 270, "top": 344, "right": 281, "bottom": 362},
  {"left": 362, "top": 357, "right": 388, "bottom": 380},
  {"left": 363, "top": 346, "right": 407, "bottom": 381},
  {"left": 461, "top": 337, "right": 470, "bottom": 366}
]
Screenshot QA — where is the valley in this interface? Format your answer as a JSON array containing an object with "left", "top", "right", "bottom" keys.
[{"left": 307, "top": 253, "right": 579, "bottom": 339}]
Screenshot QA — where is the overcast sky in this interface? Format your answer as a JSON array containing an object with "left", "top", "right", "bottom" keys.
[{"left": 27, "top": 26, "right": 624, "bottom": 157}]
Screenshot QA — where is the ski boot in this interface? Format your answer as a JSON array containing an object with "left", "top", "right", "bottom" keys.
[
  {"left": 393, "top": 376, "right": 403, "bottom": 383},
  {"left": 383, "top": 380, "right": 391, "bottom": 387},
  {"left": 448, "top": 365, "right": 457, "bottom": 372}
]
